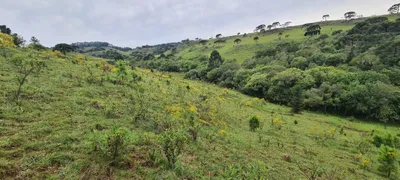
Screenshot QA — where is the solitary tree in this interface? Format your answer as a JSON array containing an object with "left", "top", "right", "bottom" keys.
[
  {"left": 237, "top": 32, "right": 240, "bottom": 35},
  {"left": 322, "top": 14, "right": 330, "bottom": 21},
  {"left": 344, "top": 11, "right": 357, "bottom": 20},
  {"left": 377, "top": 145, "right": 398, "bottom": 178},
  {"left": 0, "top": 25, "right": 11, "bottom": 34},
  {"left": 11, "top": 54, "right": 46, "bottom": 101},
  {"left": 30, "top": 36, "right": 40, "bottom": 45},
  {"left": 249, "top": 116, "right": 260, "bottom": 131},
  {"left": 291, "top": 86, "right": 304, "bottom": 114},
  {"left": 216, "top": 34, "right": 222, "bottom": 39},
  {"left": 267, "top": 25, "right": 273, "bottom": 30},
  {"left": 282, "top": 21, "right": 292, "bottom": 27},
  {"left": 53, "top": 43, "right": 75, "bottom": 54},
  {"left": 11, "top": 33, "right": 25, "bottom": 47},
  {"left": 272, "top": 22, "right": 281, "bottom": 28},
  {"left": 255, "top": 24, "right": 266, "bottom": 32},
  {"left": 304, "top": 24, "right": 322, "bottom": 37},
  {"left": 253, "top": 36, "right": 259, "bottom": 43},
  {"left": 208, "top": 50, "right": 223, "bottom": 69},
  {"left": 278, "top": 32, "right": 283, "bottom": 36},
  {"left": 234, "top": 38, "right": 242, "bottom": 45},
  {"left": 388, "top": 3, "right": 400, "bottom": 14}
]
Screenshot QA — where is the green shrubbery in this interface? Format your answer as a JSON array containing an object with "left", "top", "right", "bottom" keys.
[
  {"left": 91, "top": 125, "right": 136, "bottom": 166},
  {"left": 249, "top": 116, "right": 260, "bottom": 131}
]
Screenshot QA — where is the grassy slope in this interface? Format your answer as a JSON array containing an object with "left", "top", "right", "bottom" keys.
[
  {"left": 174, "top": 14, "right": 400, "bottom": 63},
  {"left": 0, "top": 51, "right": 399, "bottom": 179}
]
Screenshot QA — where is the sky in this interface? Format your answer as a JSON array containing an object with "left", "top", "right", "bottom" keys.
[{"left": 0, "top": 0, "right": 397, "bottom": 47}]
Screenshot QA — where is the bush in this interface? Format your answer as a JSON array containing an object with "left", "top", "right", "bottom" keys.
[
  {"left": 377, "top": 145, "right": 398, "bottom": 178},
  {"left": 249, "top": 116, "right": 260, "bottom": 131},
  {"left": 372, "top": 134, "right": 400, "bottom": 148},
  {"left": 91, "top": 125, "right": 135, "bottom": 166},
  {"left": 159, "top": 128, "right": 188, "bottom": 167},
  {"left": 332, "top": 30, "right": 343, "bottom": 36}
]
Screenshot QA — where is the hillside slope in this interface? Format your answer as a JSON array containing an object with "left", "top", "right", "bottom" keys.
[
  {"left": 172, "top": 14, "right": 400, "bottom": 62},
  {"left": 0, "top": 47, "right": 399, "bottom": 179}
]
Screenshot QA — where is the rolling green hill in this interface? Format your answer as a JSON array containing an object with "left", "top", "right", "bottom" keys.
[
  {"left": 1, "top": 47, "right": 399, "bottom": 179},
  {"left": 172, "top": 14, "right": 400, "bottom": 62}
]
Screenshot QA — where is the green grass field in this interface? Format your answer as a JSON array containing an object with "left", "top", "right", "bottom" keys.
[{"left": 1, "top": 49, "right": 399, "bottom": 179}]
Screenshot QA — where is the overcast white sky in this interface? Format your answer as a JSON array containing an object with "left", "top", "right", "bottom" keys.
[{"left": 0, "top": 0, "right": 397, "bottom": 47}]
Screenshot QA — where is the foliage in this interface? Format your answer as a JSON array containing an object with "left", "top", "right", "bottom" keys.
[
  {"left": 208, "top": 50, "right": 223, "bottom": 69},
  {"left": 53, "top": 43, "right": 75, "bottom": 54},
  {"left": 10, "top": 53, "right": 46, "bottom": 101},
  {"left": 249, "top": 116, "right": 260, "bottom": 131},
  {"left": 377, "top": 145, "right": 398, "bottom": 178},
  {"left": 91, "top": 125, "right": 134, "bottom": 166},
  {"left": 0, "top": 33, "right": 16, "bottom": 47},
  {"left": 159, "top": 128, "right": 188, "bottom": 167}
]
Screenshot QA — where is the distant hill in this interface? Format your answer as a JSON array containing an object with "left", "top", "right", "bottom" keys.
[{"left": 72, "top": 41, "right": 180, "bottom": 60}]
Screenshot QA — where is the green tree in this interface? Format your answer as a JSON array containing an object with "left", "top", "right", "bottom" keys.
[
  {"left": 91, "top": 125, "right": 134, "bottom": 166},
  {"left": 216, "top": 34, "right": 222, "bottom": 39},
  {"left": 208, "top": 50, "right": 223, "bottom": 69},
  {"left": 234, "top": 38, "right": 242, "bottom": 45},
  {"left": 255, "top": 24, "right": 266, "bottom": 32},
  {"left": 344, "top": 11, "right": 357, "bottom": 20},
  {"left": 253, "top": 37, "right": 259, "bottom": 43},
  {"left": 0, "top": 25, "right": 11, "bottom": 34},
  {"left": 249, "top": 116, "right": 260, "bottom": 131},
  {"left": 160, "top": 128, "right": 187, "bottom": 167},
  {"left": 377, "top": 145, "right": 398, "bottom": 178},
  {"left": 322, "top": 14, "right": 330, "bottom": 21},
  {"left": 11, "top": 54, "right": 46, "bottom": 101},
  {"left": 53, "top": 43, "right": 75, "bottom": 54},
  {"left": 350, "top": 53, "right": 381, "bottom": 70},
  {"left": 291, "top": 86, "right": 304, "bottom": 114},
  {"left": 30, "top": 36, "right": 39, "bottom": 45},
  {"left": 11, "top": 33, "right": 25, "bottom": 47},
  {"left": 388, "top": 3, "right": 400, "bottom": 14}
]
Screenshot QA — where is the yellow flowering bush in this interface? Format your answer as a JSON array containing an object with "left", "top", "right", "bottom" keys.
[
  {"left": 271, "top": 118, "right": 283, "bottom": 130},
  {"left": 0, "top": 33, "right": 15, "bottom": 47},
  {"left": 359, "top": 153, "right": 371, "bottom": 169}
]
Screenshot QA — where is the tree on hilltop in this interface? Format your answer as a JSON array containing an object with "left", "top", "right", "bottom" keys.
[
  {"left": 53, "top": 43, "right": 75, "bottom": 54},
  {"left": 388, "top": 3, "right": 400, "bottom": 14},
  {"left": 322, "top": 14, "right": 330, "bottom": 21},
  {"left": 344, "top": 11, "right": 357, "bottom": 20},
  {"left": 255, "top": 24, "right": 266, "bottom": 32}
]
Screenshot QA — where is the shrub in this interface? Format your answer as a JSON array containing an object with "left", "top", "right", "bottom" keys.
[
  {"left": 11, "top": 54, "right": 46, "bottom": 101},
  {"left": 372, "top": 133, "right": 400, "bottom": 148},
  {"left": 332, "top": 30, "right": 343, "bottom": 36},
  {"left": 249, "top": 116, "right": 260, "bottom": 131},
  {"left": 91, "top": 125, "right": 134, "bottom": 166},
  {"left": 159, "top": 128, "right": 188, "bottom": 167},
  {"left": 377, "top": 145, "right": 398, "bottom": 178}
]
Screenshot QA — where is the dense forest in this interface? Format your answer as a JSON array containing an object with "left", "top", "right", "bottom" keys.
[{"left": 134, "top": 16, "right": 400, "bottom": 124}]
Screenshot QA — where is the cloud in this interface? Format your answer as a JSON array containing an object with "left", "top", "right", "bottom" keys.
[{"left": 0, "top": 0, "right": 396, "bottom": 47}]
